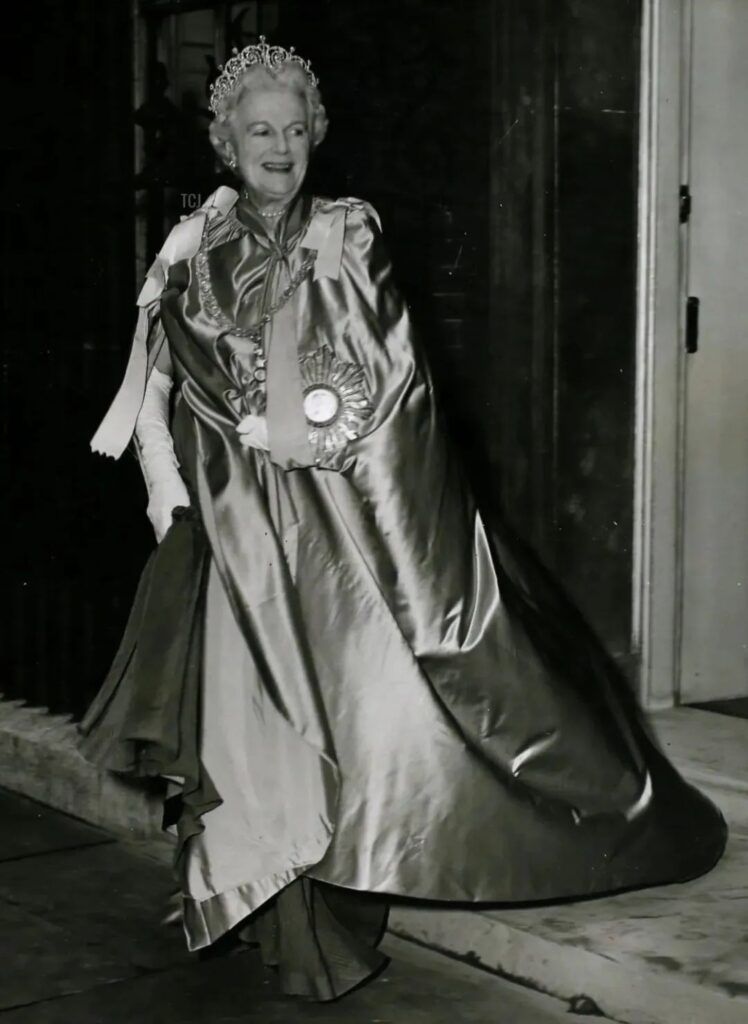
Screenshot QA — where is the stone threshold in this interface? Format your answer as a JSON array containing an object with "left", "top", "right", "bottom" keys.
[
  {"left": 652, "top": 705, "right": 748, "bottom": 831},
  {"left": 1, "top": 696, "right": 747, "bottom": 1024}
]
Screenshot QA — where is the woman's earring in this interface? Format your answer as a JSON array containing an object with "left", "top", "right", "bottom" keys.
[{"left": 228, "top": 154, "right": 237, "bottom": 170}]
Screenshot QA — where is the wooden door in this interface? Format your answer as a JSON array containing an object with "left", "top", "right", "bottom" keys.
[{"left": 680, "top": 0, "right": 748, "bottom": 701}]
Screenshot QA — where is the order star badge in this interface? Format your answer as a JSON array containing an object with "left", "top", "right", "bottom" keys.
[{"left": 299, "top": 346, "right": 374, "bottom": 461}]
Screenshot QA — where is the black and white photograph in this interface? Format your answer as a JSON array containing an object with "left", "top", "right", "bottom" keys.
[{"left": 1, "top": 1, "right": 746, "bottom": 1021}]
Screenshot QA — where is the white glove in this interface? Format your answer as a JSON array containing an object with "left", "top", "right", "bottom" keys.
[
  {"left": 134, "top": 367, "right": 191, "bottom": 542},
  {"left": 236, "top": 413, "right": 270, "bottom": 451}
]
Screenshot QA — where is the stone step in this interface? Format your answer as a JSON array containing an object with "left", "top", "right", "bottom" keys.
[
  {"left": 654, "top": 706, "right": 748, "bottom": 831},
  {"left": 390, "top": 827, "right": 748, "bottom": 1024},
  {"left": 0, "top": 696, "right": 164, "bottom": 840},
  {"left": 1, "top": 697, "right": 747, "bottom": 1023},
  {"left": 390, "top": 708, "right": 748, "bottom": 1024}
]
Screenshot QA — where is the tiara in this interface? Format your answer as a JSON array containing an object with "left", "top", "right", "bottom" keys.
[{"left": 209, "top": 35, "right": 318, "bottom": 115}]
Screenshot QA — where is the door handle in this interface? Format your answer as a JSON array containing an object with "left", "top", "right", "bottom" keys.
[{"left": 686, "top": 296, "right": 700, "bottom": 354}]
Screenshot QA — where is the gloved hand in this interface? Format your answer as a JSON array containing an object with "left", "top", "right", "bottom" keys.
[
  {"left": 236, "top": 413, "right": 270, "bottom": 452},
  {"left": 134, "top": 367, "right": 191, "bottom": 543}
]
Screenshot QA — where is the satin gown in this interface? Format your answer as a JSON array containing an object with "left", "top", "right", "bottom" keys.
[{"left": 79, "top": 187, "right": 727, "bottom": 1001}]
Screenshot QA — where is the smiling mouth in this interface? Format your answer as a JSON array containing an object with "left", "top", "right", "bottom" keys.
[{"left": 262, "top": 162, "right": 294, "bottom": 173}]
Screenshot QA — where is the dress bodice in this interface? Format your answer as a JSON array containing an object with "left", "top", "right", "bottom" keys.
[{"left": 161, "top": 192, "right": 317, "bottom": 419}]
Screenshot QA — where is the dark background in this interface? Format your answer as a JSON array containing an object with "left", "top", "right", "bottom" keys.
[{"left": 2, "top": 0, "right": 641, "bottom": 717}]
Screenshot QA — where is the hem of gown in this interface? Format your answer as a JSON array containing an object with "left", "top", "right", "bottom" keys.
[
  {"left": 181, "top": 867, "right": 391, "bottom": 1002},
  {"left": 182, "top": 864, "right": 309, "bottom": 950},
  {"left": 237, "top": 875, "right": 391, "bottom": 1002},
  {"left": 304, "top": 813, "right": 727, "bottom": 906},
  {"left": 278, "top": 958, "right": 390, "bottom": 1003}
]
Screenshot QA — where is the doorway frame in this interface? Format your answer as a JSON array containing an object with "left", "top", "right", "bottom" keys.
[{"left": 634, "top": 0, "right": 692, "bottom": 709}]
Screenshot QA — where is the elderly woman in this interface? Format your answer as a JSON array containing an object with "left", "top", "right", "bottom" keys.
[{"left": 80, "top": 39, "right": 726, "bottom": 1002}]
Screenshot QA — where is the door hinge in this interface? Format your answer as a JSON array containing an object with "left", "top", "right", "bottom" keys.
[
  {"left": 680, "top": 185, "right": 692, "bottom": 224},
  {"left": 686, "top": 296, "right": 700, "bottom": 354}
]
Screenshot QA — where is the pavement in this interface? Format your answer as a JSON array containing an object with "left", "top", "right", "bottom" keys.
[{"left": 0, "top": 787, "right": 612, "bottom": 1024}]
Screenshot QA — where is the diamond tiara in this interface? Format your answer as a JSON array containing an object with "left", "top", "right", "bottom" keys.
[{"left": 209, "top": 35, "right": 318, "bottom": 115}]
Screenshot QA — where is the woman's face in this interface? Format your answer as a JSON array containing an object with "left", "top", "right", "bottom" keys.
[{"left": 229, "top": 87, "right": 310, "bottom": 207}]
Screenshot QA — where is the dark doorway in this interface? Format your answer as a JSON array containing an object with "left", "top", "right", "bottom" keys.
[{"left": 3, "top": 0, "right": 642, "bottom": 718}]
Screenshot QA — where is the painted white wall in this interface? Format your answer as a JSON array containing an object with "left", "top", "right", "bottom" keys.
[
  {"left": 636, "top": 0, "right": 748, "bottom": 707},
  {"left": 634, "top": 0, "right": 690, "bottom": 709}
]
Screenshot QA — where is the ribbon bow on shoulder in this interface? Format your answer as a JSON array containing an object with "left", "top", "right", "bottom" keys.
[{"left": 300, "top": 203, "right": 348, "bottom": 281}]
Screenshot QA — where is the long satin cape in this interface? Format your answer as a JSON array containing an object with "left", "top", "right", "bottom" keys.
[{"left": 80, "top": 187, "right": 726, "bottom": 952}]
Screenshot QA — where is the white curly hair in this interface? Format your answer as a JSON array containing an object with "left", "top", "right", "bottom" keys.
[{"left": 208, "top": 62, "right": 328, "bottom": 168}]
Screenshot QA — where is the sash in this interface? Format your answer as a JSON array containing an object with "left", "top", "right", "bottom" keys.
[{"left": 90, "top": 187, "right": 239, "bottom": 459}]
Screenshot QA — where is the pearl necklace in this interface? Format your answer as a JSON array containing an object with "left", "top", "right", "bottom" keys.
[
  {"left": 240, "top": 190, "right": 290, "bottom": 220},
  {"left": 258, "top": 207, "right": 288, "bottom": 219}
]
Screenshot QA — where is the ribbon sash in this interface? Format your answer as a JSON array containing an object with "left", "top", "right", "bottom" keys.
[
  {"left": 90, "top": 187, "right": 239, "bottom": 459},
  {"left": 301, "top": 206, "right": 347, "bottom": 281},
  {"left": 265, "top": 262, "right": 315, "bottom": 469}
]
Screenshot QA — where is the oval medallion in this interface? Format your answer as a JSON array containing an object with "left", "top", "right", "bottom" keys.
[{"left": 303, "top": 385, "right": 340, "bottom": 427}]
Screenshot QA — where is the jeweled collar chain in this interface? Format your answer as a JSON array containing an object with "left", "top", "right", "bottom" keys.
[
  {"left": 196, "top": 197, "right": 322, "bottom": 349},
  {"left": 196, "top": 241, "right": 316, "bottom": 346}
]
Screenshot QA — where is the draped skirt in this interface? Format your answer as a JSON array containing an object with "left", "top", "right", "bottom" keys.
[
  {"left": 78, "top": 509, "right": 389, "bottom": 1000},
  {"left": 78, "top": 478, "right": 727, "bottom": 1002}
]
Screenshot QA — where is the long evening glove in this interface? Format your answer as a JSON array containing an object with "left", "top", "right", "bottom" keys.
[{"left": 134, "top": 367, "right": 191, "bottom": 542}]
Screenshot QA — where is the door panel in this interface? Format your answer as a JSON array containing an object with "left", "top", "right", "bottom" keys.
[{"left": 681, "top": 0, "right": 748, "bottom": 701}]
